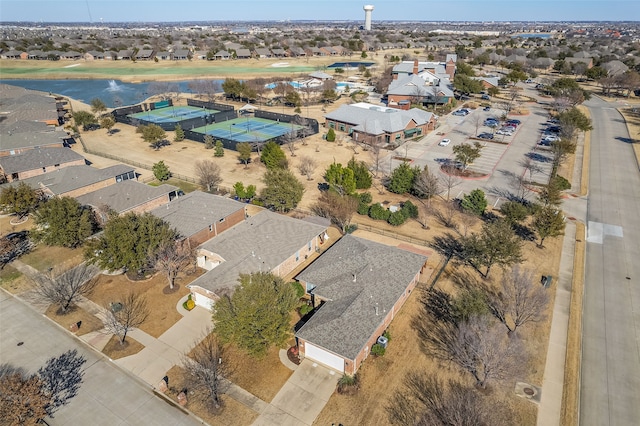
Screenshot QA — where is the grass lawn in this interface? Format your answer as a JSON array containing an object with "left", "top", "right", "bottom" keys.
[
  {"left": 45, "top": 304, "right": 104, "bottom": 336},
  {"left": 20, "top": 245, "right": 85, "bottom": 273},
  {"left": 0, "top": 264, "right": 30, "bottom": 294},
  {"left": 148, "top": 177, "right": 201, "bottom": 193},
  {"left": 102, "top": 334, "right": 144, "bottom": 360},
  {"left": 224, "top": 344, "right": 293, "bottom": 403},
  {"left": 88, "top": 267, "right": 204, "bottom": 338},
  {"left": 164, "top": 365, "right": 259, "bottom": 426}
]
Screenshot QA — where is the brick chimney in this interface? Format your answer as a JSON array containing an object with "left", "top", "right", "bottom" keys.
[{"left": 412, "top": 59, "right": 419, "bottom": 75}]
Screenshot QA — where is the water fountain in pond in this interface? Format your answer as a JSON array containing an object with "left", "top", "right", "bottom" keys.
[{"left": 107, "top": 80, "right": 121, "bottom": 92}]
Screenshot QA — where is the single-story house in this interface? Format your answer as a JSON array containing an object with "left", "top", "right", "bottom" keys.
[
  {"left": 235, "top": 49, "right": 252, "bottom": 59},
  {"left": 156, "top": 51, "right": 172, "bottom": 61},
  {"left": 295, "top": 235, "right": 428, "bottom": 375},
  {"left": 77, "top": 180, "right": 179, "bottom": 220},
  {"left": 1, "top": 51, "right": 24, "bottom": 59},
  {"left": 117, "top": 50, "right": 132, "bottom": 60},
  {"left": 151, "top": 191, "right": 246, "bottom": 248},
  {"left": 136, "top": 49, "right": 155, "bottom": 60},
  {"left": 84, "top": 50, "right": 105, "bottom": 61},
  {"left": 173, "top": 50, "right": 191, "bottom": 60},
  {"left": 187, "top": 210, "right": 329, "bottom": 309},
  {"left": 2, "top": 164, "right": 136, "bottom": 198},
  {"left": 254, "top": 48, "right": 272, "bottom": 58},
  {"left": 471, "top": 76, "right": 500, "bottom": 89},
  {"left": 288, "top": 47, "right": 306, "bottom": 57},
  {"left": 271, "top": 48, "right": 287, "bottom": 58},
  {"left": 392, "top": 55, "right": 457, "bottom": 82},
  {"left": 324, "top": 102, "right": 437, "bottom": 146},
  {"left": 564, "top": 56, "right": 594, "bottom": 69},
  {"left": 214, "top": 50, "right": 231, "bottom": 60},
  {"left": 309, "top": 71, "right": 333, "bottom": 81},
  {"left": 0, "top": 147, "right": 86, "bottom": 182},
  {"left": 59, "top": 51, "right": 82, "bottom": 60},
  {"left": 193, "top": 51, "right": 208, "bottom": 61}
]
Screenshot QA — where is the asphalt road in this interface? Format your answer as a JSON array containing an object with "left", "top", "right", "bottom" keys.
[
  {"left": 580, "top": 96, "right": 640, "bottom": 425},
  {"left": 0, "top": 290, "right": 200, "bottom": 426}
]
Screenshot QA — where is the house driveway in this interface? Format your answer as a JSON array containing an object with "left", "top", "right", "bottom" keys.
[{"left": 253, "top": 360, "right": 339, "bottom": 426}]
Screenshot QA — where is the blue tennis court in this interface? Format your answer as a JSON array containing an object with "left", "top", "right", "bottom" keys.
[
  {"left": 195, "top": 117, "right": 303, "bottom": 143},
  {"left": 128, "top": 105, "right": 219, "bottom": 124}
]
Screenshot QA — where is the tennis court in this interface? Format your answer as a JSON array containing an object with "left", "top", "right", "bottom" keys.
[
  {"left": 196, "top": 117, "right": 303, "bottom": 143},
  {"left": 128, "top": 105, "right": 219, "bottom": 124}
]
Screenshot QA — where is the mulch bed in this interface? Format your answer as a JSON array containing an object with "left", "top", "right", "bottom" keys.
[{"left": 287, "top": 347, "right": 301, "bottom": 365}]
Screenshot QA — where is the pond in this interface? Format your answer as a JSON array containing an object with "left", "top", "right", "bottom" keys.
[{"left": 0, "top": 78, "right": 224, "bottom": 107}]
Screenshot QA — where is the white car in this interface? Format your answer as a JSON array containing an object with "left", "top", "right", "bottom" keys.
[
  {"left": 542, "top": 135, "right": 560, "bottom": 142},
  {"left": 496, "top": 129, "right": 513, "bottom": 136},
  {"left": 438, "top": 138, "right": 451, "bottom": 146}
]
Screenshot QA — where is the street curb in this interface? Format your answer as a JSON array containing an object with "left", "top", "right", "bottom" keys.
[{"left": 578, "top": 106, "right": 590, "bottom": 196}]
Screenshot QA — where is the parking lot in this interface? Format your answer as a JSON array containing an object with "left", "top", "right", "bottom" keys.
[{"left": 383, "top": 85, "right": 555, "bottom": 205}]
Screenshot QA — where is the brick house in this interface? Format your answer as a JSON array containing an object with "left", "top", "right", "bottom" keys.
[
  {"left": 6, "top": 164, "right": 136, "bottom": 198},
  {"left": 324, "top": 102, "right": 437, "bottom": 147},
  {"left": 76, "top": 180, "right": 179, "bottom": 220},
  {"left": 392, "top": 54, "right": 457, "bottom": 82},
  {"left": 188, "top": 210, "right": 329, "bottom": 309},
  {"left": 295, "top": 235, "right": 428, "bottom": 375},
  {"left": 386, "top": 65, "right": 454, "bottom": 110},
  {"left": 151, "top": 191, "right": 246, "bottom": 249},
  {"left": 0, "top": 147, "right": 86, "bottom": 182}
]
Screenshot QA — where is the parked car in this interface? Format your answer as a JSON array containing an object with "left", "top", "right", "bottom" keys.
[
  {"left": 525, "top": 78, "right": 534, "bottom": 83},
  {"left": 481, "top": 94, "right": 491, "bottom": 100},
  {"left": 542, "top": 135, "right": 560, "bottom": 142},
  {"left": 452, "top": 109, "right": 469, "bottom": 116},
  {"left": 483, "top": 106, "right": 491, "bottom": 111},
  {"left": 496, "top": 129, "right": 514, "bottom": 136},
  {"left": 477, "top": 133, "right": 494, "bottom": 140},
  {"left": 546, "top": 125, "right": 562, "bottom": 133},
  {"left": 438, "top": 138, "right": 451, "bottom": 146},
  {"left": 485, "top": 121, "right": 499, "bottom": 128},
  {"left": 506, "top": 119, "right": 521, "bottom": 126}
]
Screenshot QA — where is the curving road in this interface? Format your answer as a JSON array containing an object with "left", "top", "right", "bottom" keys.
[{"left": 580, "top": 97, "right": 640, "bottom": 425}]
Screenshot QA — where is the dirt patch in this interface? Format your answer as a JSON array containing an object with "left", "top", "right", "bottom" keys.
[
  {"left": 44, "top": 304, "right": 104, "bottom": 336},
  {"left": 164, "top": 365, "right": 258, "bottom": 426},
  {"left": 0, "top": 215, "right": 33, "bottom": 236},
  {"left": 88, "top": 269, "right": 202, "bottom": 338},
  {"left": 102, "top": 334, "right": 144, "bottom": 359},
  {"left": 561, "top": 222, "right": 586, "bottom": 426},
  {"left": 224, "top": 344, "right": 293, "bottom": 403}
]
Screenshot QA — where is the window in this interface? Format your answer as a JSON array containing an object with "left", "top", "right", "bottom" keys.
[
  {"left": 308, "top": 241, "right": 312, "bottom": 251},
  {"left": 219, "top": 217, "right": 225, "bottom": 223},
  {"left": 339, "top": 124, "right": 345, "bottom": 132},
  {"left": 329, "top": 122, "right": 335, "bottom": 129},
  {"left": 296, "top": 251, "right": 300, "bottom": 261},
  {"left": 209, "top": 224, "right": 213, "bottom": 232}
]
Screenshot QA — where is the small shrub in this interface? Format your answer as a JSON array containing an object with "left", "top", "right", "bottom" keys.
[
  {"left": 358, "top": 192, "right": 372, "bottom": 204},
  {"left": 401, "top": 200, "right": 419, "bottom": 219},
  {"left": 553, "top": 175, "right": 571, "bottom": 190},
  {"left": 326, "top": 128, "right": 336, "bottom": 142},
  {"left": 299, "top": 304, "right": 313, "bottom": 315},
  {"left": 214, "top": 140, "right": 224, "bottom": 157},
  {"left": 251, "top": 199, "right": 264, "bottom": 206},
  {"left": 184, "top": 299, "right": 195, "bottom": 311},
  {"left": 383, "top": 330, "right": 391, "bottom": 341},
  {"left": 291, "top": 282, "right": 305, "bottom": 298},
  {"left": 345, "top": 224, "right": 358, "bottom": 234},
  {"left": 368, "top": 203, "right": 390, "bottom": 221},
  {"left": 387, "top": 210, "right": 407, "bottom": 226},
  {"left": 371, "top": 343, "right": 386, "bottom": 357},
  {"left": 337, "top": 373, "right": 360, "bottom": 395},
  {"left": 357, "top": 202, "right": 370, "bottom": 215}
]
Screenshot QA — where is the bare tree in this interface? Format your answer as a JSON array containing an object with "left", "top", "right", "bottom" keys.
[
  {"left": 487, "top": 266, "right": 550, "bottom": 335},
  {"left": 412, "top": 165, "right": 441, "bottom": 207},
  {"left": 518, "top": 157, "right": 544, "bottom": 187},
  {"left": 181, "top": 332, "right": 230, "bottom": 410},
  {"left": 297, "top": 155, "right": 317, "bottom": 180},
  {"left": 440, "top": 167, "right": 462, "bottom": 201},
  {"left": 433, "top": 200, "right": 459, "bottom": 229},
  {"left": 30, "top": 264, "right": 99, "bottom": 314},
  {"left": 369, "top": 136, "right": 385, "bottom": 177},
  {"left": 415, "top": 311, "right": 525, "bottom": 389},
  {"left": 283, "top": 130, "right": 298, "bottom": 157},
  {"left": 103, "top": 291, "right": 150, "bottom": 345},
  {"left": 153, "top": 242, "right": 193, "bottom": 290},
  {"left": 386, "top": 373, "right": 511, "bottom": 426},
  {"left": 194, "top": 159, "right": 222, "bottom": 193},
  {"left": 311, "top": 191, "right": 358, "bottom": 234}
]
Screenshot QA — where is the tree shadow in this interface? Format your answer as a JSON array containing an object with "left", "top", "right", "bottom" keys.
[
  {"left": 512, "top": 223, "right": 536, "bottom": 241},
  {"left": 615, "top": 136, "right": 635, "bottom": 144}
]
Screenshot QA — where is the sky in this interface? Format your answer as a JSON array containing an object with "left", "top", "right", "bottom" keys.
[{"left": 1, "top": 0, "right": 638, "bottom": 23}]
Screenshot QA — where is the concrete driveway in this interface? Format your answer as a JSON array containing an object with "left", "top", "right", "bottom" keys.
[{"left": 253, "top": 360, "right": 339, "bottom": 426}]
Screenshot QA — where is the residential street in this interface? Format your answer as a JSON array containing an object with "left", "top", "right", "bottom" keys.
[{"left": 580, "top": 96, "right": 640, "bottom": 425}]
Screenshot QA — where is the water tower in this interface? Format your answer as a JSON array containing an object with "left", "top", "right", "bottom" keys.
[{"left": 363, "top": 5, "right": 374, "bottom": 31}]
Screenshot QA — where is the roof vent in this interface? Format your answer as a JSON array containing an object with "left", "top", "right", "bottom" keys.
[{"left": 352, "top": 274, "right": 356, "bottom": 282}]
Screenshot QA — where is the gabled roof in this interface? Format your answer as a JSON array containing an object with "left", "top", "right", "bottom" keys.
[
  {"left": 0, "top": 147, "right": 85, "bottom": 174},
  {"left": 387, "top": 74, "right": 453, "bottom": 98},
  {"left": 325, "top": 103, "right": 434, "bottom": 135},
  {"left": 309, "top": 71, "right": 333, "bottom": 80},
  {"left": 77, "top": 180, "right": 177, "bottom": 214},
  {"left": 7, "top": 164, "right": 134, "bottom": 196},
  {"left": 236, "top": 48, "right": 252, "bottom": 57},
  {"left": 296, "top": 235, "right": 427, "bottom": 360},
  {"left": 392, "top": 60, "right": 447, "bottom": 76},
  {"left": 189, "top": 210, "right": 327, "bottom": 294},
  {"left": 151, "top": 191, "right": 245, "bottom": 239}
]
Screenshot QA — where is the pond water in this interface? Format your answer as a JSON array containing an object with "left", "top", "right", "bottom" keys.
[{"left": 0, "top": 79, "right": 224, "bottom": 107}]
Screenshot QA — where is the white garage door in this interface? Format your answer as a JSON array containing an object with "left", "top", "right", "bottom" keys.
[
  {"left": 193, "top": 292, "right": 213, "bottom": 310},
  {"left": 304, "top": 343, "right": 344, "bottom": 373}
]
